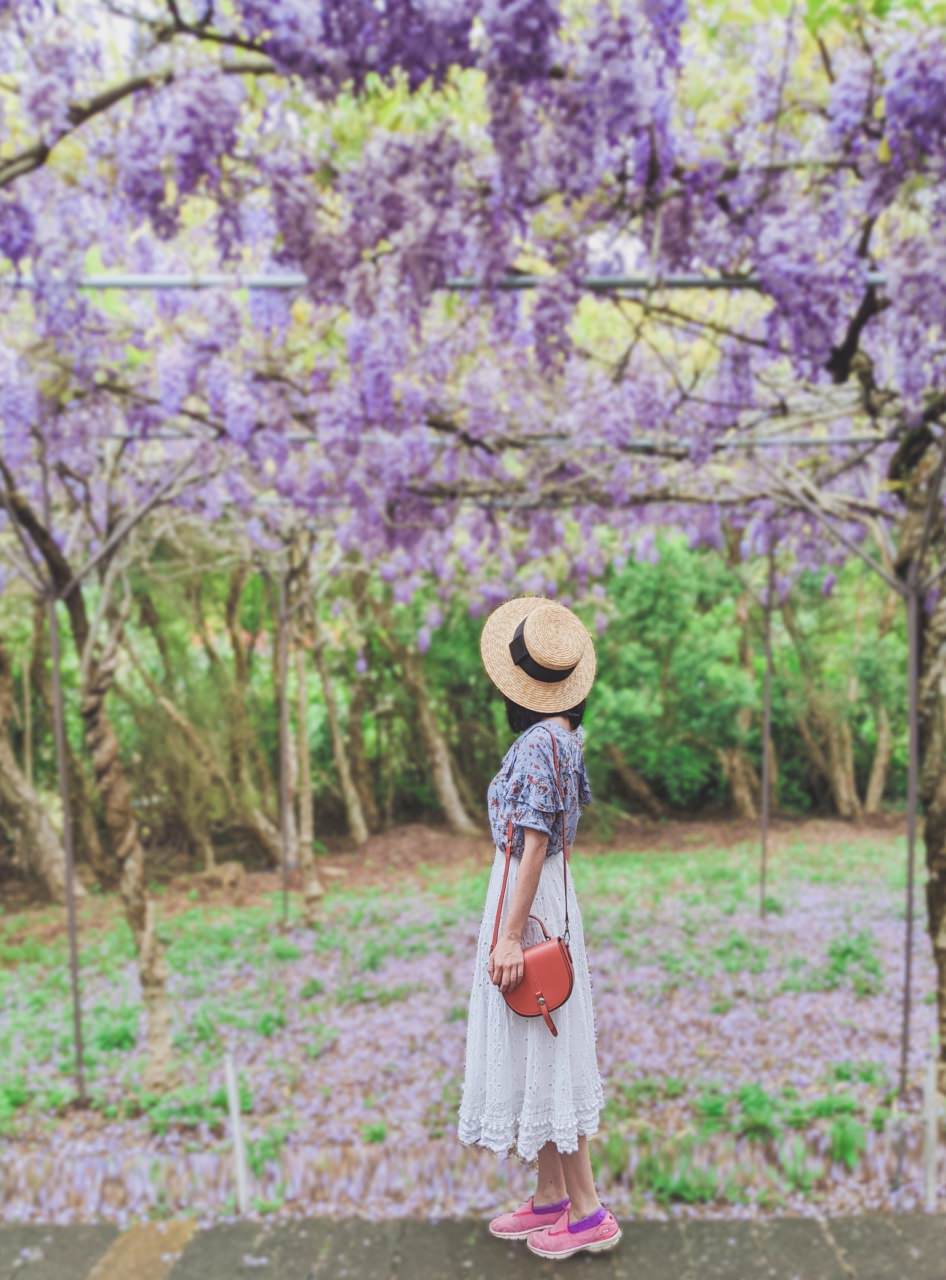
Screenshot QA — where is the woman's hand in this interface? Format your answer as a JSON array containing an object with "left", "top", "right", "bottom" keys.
[{"left": 488, "top": 935, "right": 525, "bottom": 993}]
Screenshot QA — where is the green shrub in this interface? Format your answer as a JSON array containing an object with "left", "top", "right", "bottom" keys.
[
  {"left": 714, "top": 932, "right": 768, "bottom": 975},
  {"left": 829, "top": 1116, "right": 866, "bottom": 1171},
  {"left": 635, "top": 1138, "right": 718, "bottom": 1204},
  {"left": 601, "top": 1132, "right": 631, "bottom": 1179},
  {"left": 830, "top": 1059, "right": 886, "bottom": 1086},
  {"left": 270, "top": 938, "right": 301, "bottom": 962},
  {"left": 733, "top": 1084, "right": 781, "bottom": 1142},
  {"left": 190, "top": 1005, "right": 219, "bottom": 1044},
  {"left": 693, "top": 1087, "right": 730, "bottom": 1134},
  {"left": 140, "top": 1082, "right": 250, "bottom": 1135},
  {"left": 820, "top": 931, "right": 884, "bottom": 996},
  {"left": 0, "top": 1076, "right": 29, "bottom": 1121},
  {"left": 91, "top": 1004, "right": 139, "bottom": 1053},
  {"left": 247, "top": 1122, "right": 294, "bottom": 1176},
  {"left": 778, "top": 1136, "right": 824, "bottom": 1193},
  {"left": 256, "top": 1009, "right": 287, "bottom": 1037}
]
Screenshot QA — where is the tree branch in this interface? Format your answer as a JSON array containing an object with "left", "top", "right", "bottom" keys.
[{"left": 0, "top": 59, "right": 276, "bottom": 190}]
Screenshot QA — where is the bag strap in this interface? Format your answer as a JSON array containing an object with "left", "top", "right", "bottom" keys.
[{"left": 490, "top": 725, "right": 571, "bottom": 953}]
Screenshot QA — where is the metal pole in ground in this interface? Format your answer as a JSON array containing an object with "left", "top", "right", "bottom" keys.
[
  {"left": 759, "top": 546, "right": 775, "bottom": 921},
  {"left": 899, "top": 575, "right": 920, "bottom": 1107},
  {"left": 922, "top": 1038, "right": 942, "bottom": 1213},
  {"left": 225, "top": 1051, "right": 250, "bottom": 1215},
  {"left": 893, "top": 576, "right": 921, "bottom": 1189},
  {"left": 276, "top": 566, "right": 292, "bottom": 931}
]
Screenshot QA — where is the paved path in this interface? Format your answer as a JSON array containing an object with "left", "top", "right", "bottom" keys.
[{"left": 2, "top": 1214, "right": 944, "bottom": 1279}]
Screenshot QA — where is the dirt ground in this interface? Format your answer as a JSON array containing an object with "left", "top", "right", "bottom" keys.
[
  {"left": 2, "top": 811, "right": 909, "bottom": 946},
  {"left": 304, "top": 810, "right": 909, "bottom": 894}
]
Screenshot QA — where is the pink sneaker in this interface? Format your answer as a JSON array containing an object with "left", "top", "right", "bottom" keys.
[
  {"left": 488, "top": 1194, "right": 571, "bottom": 1240},
  {"left": 526, "top": 1204, "right": 622, "bottom": 1259}
]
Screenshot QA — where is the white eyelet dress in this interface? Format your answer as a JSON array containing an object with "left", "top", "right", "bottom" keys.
[{"left": 456, "top": 721, "right": 605, "bottom": 1165}]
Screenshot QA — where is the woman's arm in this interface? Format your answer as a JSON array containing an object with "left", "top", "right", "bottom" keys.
[{"left": 488, "top": 826, "right": 549, "bottom": 993}]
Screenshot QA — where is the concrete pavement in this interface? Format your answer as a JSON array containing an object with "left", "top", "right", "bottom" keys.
[{"left": 2, "top": 1213, "right": 945, "bottom": 1279}]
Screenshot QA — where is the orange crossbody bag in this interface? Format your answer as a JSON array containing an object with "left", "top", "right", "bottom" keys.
[{"left": 489, "top": 726, "right": 575, "bottom": 1036}]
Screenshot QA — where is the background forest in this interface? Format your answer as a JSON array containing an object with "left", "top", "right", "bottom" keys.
[{"left": 0, "top": 529, "right": 906, "bottom": 899}]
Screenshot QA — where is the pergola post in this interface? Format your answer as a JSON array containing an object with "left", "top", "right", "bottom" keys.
[{"left": 759, "top": 546, "right": 776, "bottom": 920}]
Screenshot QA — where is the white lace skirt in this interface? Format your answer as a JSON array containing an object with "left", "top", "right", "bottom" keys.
[{"left": 456, "top": 846, "right": 606, "bottom": 1165}]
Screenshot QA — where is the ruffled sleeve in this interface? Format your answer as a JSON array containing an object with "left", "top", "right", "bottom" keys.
[{"left": 506, "top": 727, "right": 564, "bottom": 840}]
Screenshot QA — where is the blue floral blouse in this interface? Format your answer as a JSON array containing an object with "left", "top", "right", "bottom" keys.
[{"left": 487, "top": 721, "right": 592, "bottom": 858}]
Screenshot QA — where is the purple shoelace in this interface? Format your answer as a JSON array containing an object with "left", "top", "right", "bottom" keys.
[
  {"left": 567, "top": 1205, "right": 608, "bottom": 1234},
  {"left": 532, "top": 1195, "right": 570, "bottom": 1214}
]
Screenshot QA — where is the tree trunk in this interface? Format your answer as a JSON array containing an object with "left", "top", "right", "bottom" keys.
[
  {"left": 296, "top": 643, "right": 314, "bottom": 856},
  {"left": 70, "top": 743, "right": 111, "bottom": 884},
  {"left": 275, "top": 604, "right": 299, "bottom": 864},
  {"left": 3, "top": 475, "right": 176, "bottom": 1091},
  {"left": 889, "top": 428, "right": 946, "bottom": 1092},
  {"left": 134, "top": 585, "right": 174, "bottom": 685},
  {"left": 367, "top": 596, "right": 477, "bottom": 834},
  {"left": 764, "top": 730, "right": 780, "bottom": 810},
  {"left": 28, "top": 597, "right": 108, "bottom": 879},
  {"left": 21, "top": 640, "right": 32, "bottom": 787},
  {"left": 794, "top": 706, "right": 829, "bottom": 781},
  {"left": 448, "top": 738, "right": 482, "bottom": 823},
  {"left": 311, "top": 621, "right": 370, "bottom": 846},
  {"left": 195, "top": 567, "right": 276, "bottom": 827},
  {"left": 781, "top": 599, "right": 862, "bottom": 818},
  {"left": 822, "top": 714, "right": 863, "bottom": 821},
  {"left": 378, "top": 711, "right": 396, "bottom": 828},
  {"left": 864, "top": 705, "right": 891, "bottom": 815},
  {"left": 348, "top": 676, "right": 381, "bottom": 833},
  {"left": 605, "top": 743, "right": 666, "bottom": 818},
  {"left": 398, "top": 643, "right": 478, "bottom": 835},
  {"left": 0, "top": 640, "right": 78, "bottom": 903},
  {"left": 717, "top": 746, "right": 759, "bottom": 819},
  {"left": 723, "top": 579, "right": 762, "bottom": 820},
  {"left": 121, "top": 643, "right": 284, "bottom": 867},
  {"left": 80, "top": 605, "right": 176, "bottom": 1091},
  {"left": 224, "top": 566, "right": 255, "bottom": 796},
  {"left": 291, "top": 641, "right": 325, "bottom": 923},
  {"left": 205, "top": 568, "right": 274, "bottom": 818}
]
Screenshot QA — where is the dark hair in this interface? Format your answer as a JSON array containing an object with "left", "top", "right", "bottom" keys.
[{"left": 504, "top": 695, "right": 586, "bottom": 734}]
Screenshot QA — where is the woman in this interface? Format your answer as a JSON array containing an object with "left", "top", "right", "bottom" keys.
[{"left": 456, "top": 595, "right": 621, "bottom": 1260}]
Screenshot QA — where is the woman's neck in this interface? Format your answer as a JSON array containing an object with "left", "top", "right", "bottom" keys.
[{"left": 544, "top": 715, "right": 574, "bottom": 733}]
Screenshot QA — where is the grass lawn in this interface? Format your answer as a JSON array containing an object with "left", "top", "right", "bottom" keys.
[{"left": 0, "top": 818, "right": 939, "bottom": 1226}]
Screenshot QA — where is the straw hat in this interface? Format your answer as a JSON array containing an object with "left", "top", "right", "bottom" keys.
[{"left": 480, "top": 596, "right": 597, "bottom": 714}]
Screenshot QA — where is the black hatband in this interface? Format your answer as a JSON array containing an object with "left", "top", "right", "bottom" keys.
[{"left": 509, "top": 618, "right": 578, "bottom": 683}]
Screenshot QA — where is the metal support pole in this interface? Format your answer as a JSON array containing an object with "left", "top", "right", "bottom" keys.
[
  {"left": 2, "top": 270, "right": 889, "bottom": 293},
  {"left": 759, "top": 547, "right": 775, "bottom": 920},
  {"left": 922, "top": 1040, "right": 941, "bottom": 1213},
  {"left": 224, "top": 1050, "right": 250, "bottom": 1215},
  {"left": 899, "top": 576, "right": 921, "bottom": 1106},
  {"left": 276, "top": 568, "right": 292, "bottom": 931}
]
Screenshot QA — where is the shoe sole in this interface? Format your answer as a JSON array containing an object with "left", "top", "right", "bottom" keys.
[
  {"left": 526, "top": 1226, "right": 622, "bottom": 1259},
  {"left": 488, "top": 1224, "right": 548, "bottom": 1240}
]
